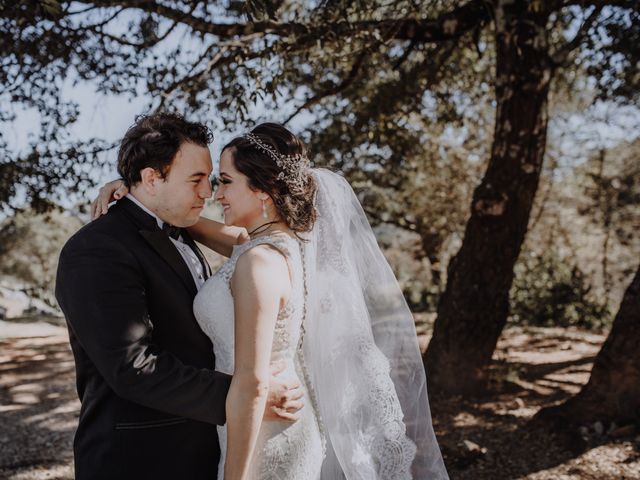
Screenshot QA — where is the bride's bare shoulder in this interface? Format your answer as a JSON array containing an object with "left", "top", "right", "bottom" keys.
[{"left": 231, "top": 243, "right": 291, "bottom": 296}]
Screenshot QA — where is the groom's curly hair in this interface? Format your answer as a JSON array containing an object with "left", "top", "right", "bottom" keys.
[{"left": 117, "top": 111, "right": 213, "bottom": 187}]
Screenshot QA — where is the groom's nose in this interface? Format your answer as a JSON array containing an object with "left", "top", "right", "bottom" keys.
[{"left": 199, "top": 179, "right": 213, "bottom": 198}]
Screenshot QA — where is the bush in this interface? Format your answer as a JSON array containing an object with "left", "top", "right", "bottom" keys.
[
  {"left": 0, "top": 208, "right": 83, "bottom": 308},
  {"left": 509, "top": 251, "right": 611, "bottom": 330}
]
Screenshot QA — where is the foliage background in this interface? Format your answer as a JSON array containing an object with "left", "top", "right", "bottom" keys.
[{"left": 1, "top": 0, "right": 638, "bottom": 332}]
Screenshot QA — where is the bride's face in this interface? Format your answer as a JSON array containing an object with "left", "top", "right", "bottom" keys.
[{"left": 215, "top": 148, "right": 267, "bottom": 229}]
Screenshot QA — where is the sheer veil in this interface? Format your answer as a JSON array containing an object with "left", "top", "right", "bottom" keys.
[{"left": 300, "top": 168, "right": 449, "bottom": 479}]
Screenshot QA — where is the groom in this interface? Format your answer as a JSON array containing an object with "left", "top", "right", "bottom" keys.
[{"left": 56, "top": 112, "right": 301, "bottom": 480}]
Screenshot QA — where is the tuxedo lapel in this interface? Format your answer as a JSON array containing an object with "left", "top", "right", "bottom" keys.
[
  {"left": 115, "top": 197, "right": 198, "bottom": 297},
  {"left": 139, "top": 230, "right": 198, "bottom": 297}
]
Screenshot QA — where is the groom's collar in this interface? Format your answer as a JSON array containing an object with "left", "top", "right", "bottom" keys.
[
  {"left": 125, "top": 193, "right": 166, "bottom": 229},
  {"left": 117, "top": 196, "right": 198, "bottom": 296},
  {"left": 116, "top": 196, "right": 160, "bottom": 232}
]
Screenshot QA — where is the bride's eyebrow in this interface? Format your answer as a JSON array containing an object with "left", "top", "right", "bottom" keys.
[{"left": 219, "top": 172, "right": 232, "bottom": 178}]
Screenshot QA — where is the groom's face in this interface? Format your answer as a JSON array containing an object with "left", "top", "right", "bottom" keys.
[{"left": 153, "top": 141, "right": 213, "bottom": 227}]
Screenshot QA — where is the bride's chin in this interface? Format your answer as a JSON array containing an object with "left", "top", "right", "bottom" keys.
[{"left": 223, "top": 216, "right": 244, "bottom": 229}]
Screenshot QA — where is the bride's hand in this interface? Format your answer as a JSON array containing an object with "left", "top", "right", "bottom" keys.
[
  {"left": 264, "top": 361, "right": 304, "bottom": 422},
  {"left": 91, "top": 179, "right": 129, "bottom": 220}
]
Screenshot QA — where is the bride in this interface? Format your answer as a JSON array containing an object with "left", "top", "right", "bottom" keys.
[{"left": 94, "top": 123, "right": 448, "bottom": 479}]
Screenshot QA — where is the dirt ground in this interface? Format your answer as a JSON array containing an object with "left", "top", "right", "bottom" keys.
[{"left": 1, "top": 319, "right": 639, "bottom": 480}]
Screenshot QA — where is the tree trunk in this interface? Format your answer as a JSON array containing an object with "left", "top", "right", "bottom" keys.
[
  {"left": 537, "top": 265, "right": 640, "bottom": 425},
  {"left": 424, "top": 1, "right": 552, "bottom": 395}
]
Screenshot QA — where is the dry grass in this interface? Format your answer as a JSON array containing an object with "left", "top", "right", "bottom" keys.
[
  {"left": 1, "top": 321, "right": 639, "bottom": 479},
  {"left": 420, "top": 318, "right": 640, "bottom": 480}
]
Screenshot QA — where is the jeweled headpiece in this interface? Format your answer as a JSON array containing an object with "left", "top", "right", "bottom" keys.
[{"left": 244, "top": 132, "right": 311, "bottom": 191}]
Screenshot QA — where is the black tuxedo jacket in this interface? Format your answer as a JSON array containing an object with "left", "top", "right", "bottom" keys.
[{"left": 55, "top": 198, "right": 231, "bottom": 480}]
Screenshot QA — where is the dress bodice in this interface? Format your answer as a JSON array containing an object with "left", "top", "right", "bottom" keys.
[
  {"left": 193, "top": 233, "right": 324, "bottom": 480},
  {"left": 193, "top": 233, "right": 305, "bottom": 376}
]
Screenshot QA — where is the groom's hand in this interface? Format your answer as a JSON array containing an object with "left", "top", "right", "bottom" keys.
[{"left": 264, "top": 361, "right": 304, "bottom": 422}]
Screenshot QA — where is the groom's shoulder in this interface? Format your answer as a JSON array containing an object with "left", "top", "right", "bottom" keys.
[{"left": 61, "top": 205, "right": 133, "bottom": 255}]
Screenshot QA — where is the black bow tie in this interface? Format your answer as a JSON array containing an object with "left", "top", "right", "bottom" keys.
[{"left": 162, "top": 223, "right": 183, "bottom": 240}]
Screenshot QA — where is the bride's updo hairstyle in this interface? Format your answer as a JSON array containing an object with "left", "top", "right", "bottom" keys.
[{"left": 222, "top": 123, "right": 317, "bottom": 233}]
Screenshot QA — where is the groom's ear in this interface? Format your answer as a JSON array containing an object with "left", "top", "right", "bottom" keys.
[{"left": 139, "top": 167, "right": 162, "bottom": 194}]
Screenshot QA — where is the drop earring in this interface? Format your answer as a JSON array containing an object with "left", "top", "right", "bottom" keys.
[{"left": 262, "top": 200, "right": 268, "bottom": 219}]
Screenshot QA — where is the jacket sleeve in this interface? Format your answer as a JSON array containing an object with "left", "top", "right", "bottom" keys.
[{"left": 55, "top": 229, "right": 231, "bottom": 425}]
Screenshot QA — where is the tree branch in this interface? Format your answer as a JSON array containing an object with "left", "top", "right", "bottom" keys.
[
  {"left": 73, "top": 1, "right": 196, "bottom": 48},
  {"left": 154, "top": 33, "right": 268, "bottom": 108},
  {"left": 88, "top": 0, "right": 492, "bottom": 43},
  {"left": 561, "top": 0, "right": 638, "bottom": 8},
  {"left": 79, "top": 6, "right": 127, "bottom": 29},
  {"left": 64, "top": 4, "right": 102, "bottom": 16},
  {"left": 284, "top": 49, "right": 368, "bottom": 124},
  {"left": 157, "top": 44, "right": 228, "bottom": 107},
  {"left": 550, "top": 5, "right": 603, "bottom": 67},
  {"left": 392, "top": 39, "right": 418, "bottom": 70}
]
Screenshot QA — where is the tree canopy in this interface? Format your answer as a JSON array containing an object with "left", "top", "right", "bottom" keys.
[{"left": 1, "top": 0, "right": 637, "bottom": 213}]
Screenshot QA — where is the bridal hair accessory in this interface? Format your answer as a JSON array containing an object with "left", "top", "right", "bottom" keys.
[{"left": 244, "top": 132, "right": 310, "bottom": 191}]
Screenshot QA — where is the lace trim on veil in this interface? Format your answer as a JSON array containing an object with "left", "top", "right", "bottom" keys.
[{"left": 304, "top": 169, "right": 449, "bottom": 480}]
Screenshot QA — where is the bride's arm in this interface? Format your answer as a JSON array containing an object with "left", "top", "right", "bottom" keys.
[
  {"left": 90, "top": 179, "right": 247, "bottom": 257},
  {"left": 225, "top": 246, "right": 290, "bottom": 480},
  {"left": 186, "top": 218, "right": 248, "bottom": 258}
]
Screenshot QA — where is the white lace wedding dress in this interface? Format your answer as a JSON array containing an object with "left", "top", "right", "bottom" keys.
[{"left": 193, "top": 234, "right": 325, "bottom": 480}]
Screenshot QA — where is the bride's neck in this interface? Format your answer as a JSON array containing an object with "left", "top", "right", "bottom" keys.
[{"left": 247, "top": 219, "right": 291, "bottom": 239}]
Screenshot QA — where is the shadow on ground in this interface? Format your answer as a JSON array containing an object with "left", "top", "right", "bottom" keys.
[
  {"left": 2, "top": 323, "right": 639, "bottom": 479},
  {"left": 0, "top": 335, "right": 78, "bottom": 480},
  {"left": 426, "top": 325, "right": 640, "bottom": 480}
]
